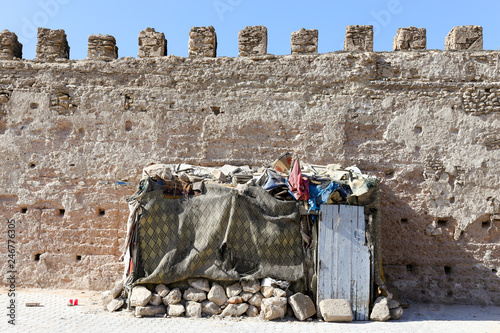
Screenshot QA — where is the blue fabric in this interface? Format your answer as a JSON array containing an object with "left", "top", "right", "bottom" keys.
[{"left": 307, "top": 181, "right": 340, "bottom": 211}]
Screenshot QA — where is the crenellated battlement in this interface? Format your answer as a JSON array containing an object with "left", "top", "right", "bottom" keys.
[{"left": 0, "top": 25, "right": 494, "bottom": 61}]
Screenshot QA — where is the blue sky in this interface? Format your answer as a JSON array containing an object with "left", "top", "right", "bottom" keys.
[{"left": 1, "top": 0, "right": 499, "bottom": 59}]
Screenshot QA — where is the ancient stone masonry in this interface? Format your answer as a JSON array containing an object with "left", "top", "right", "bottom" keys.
[
  {"left": 0, "top": 25, "right": 499, "bottom": 307},
  {"left": 138, "top": 28, "right": 167, "bottom": 58},
  {"left": 462, "top": 86, "right": 500, "bottom": 116},
  {"left": 238, "top": 26, "right": 267, "bottom": 57},
  {"left": 291, "top": 28, "right": 318, "bottom": 55},
  {"left": 393, "top": 27, "right": 426, "bottom": 51},
  {"left": 87, "top": 34, "right": 118, "bottom": 60},
  {"left": 36, "top": 27, "right": 70, "bottom": 60},
  {"left": 344, "top": 25, "right": 373, "bottom": 51},
  {"left": 189, "top": 26, "right": 217, "bottom": 57},
  {"left": 0, "top": 30, "right": 22, "bottom": 60},
  {"left": 445, "top": 25, "right": 483, "bottom": 50}
]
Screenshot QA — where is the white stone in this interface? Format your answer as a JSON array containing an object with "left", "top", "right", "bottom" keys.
[
  {"left": 288, "top": 293, "right": 316, "bottom": 321},
  {"left": 149, "top": 293, "right": 162, "bottom": 306},
  {"left": 261, "top": 286, "right": 274, "bottom": 298},
  {"left": 226, "top": 283, "right": 242, "bottom": 298},
  {"left": 370, "top": 297, "right": 391, "bottom": 322},
  {"left": 208, "top": 283, "right": 227, "bottom": 306},
  {"left": 248, "top": 292, "right": 264, "bottom": 308},
  {"left": 135, "top": 305, "right": 166, "bottom": 317},
  {"left": 167, "top": 303, "right": 185, "bottom": 317},
  {"left": 246, "top": 304, "right": 259, "bottom": 317},
  {"left": 319, "top": 299, "right": 353, "bottom": 322},
  {"left": 162, "top": 288, "right": 182, "bottom": 305},
  {"left": 261, "top": 297, "right": 287, "bottom": 320},
  {"left": 183, "top": 287, "right": 207, "bottom": 302},
  {"left": 186, "top": 301, "right": 202, "bottom": 318},
  {"left": 240, "top": 291, "right": 253, "bottom": 302},
  {"left": 130, "top": 286, "right": 152, "bottom": 307},
  {"left": 273, "top": 288, "right": 286, "bottom": 298},
  {"left": 201, "top": 300, "right": 221, "bottom": 316},
  {"left": 221, "top": 303, "right": 249, "bottom": 317},
  {"left": 155, "top": 284, "right": 170, "bottom": 298},
  {"left": 106, "top": 298, "right": 124, "bottom": 312},
  {"left": 188, "top": 278, "right": 211, "bottom": 292}
]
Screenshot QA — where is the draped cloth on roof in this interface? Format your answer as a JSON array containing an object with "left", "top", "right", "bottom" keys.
[{"left": 131, "top": 183, "right": 304, "bottom": 286}]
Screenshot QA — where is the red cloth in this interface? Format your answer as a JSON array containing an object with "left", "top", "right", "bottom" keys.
[{"left": 288, "top": 159, "right": 310, "bottom": 201}]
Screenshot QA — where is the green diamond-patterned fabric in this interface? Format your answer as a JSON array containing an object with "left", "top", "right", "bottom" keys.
[{"left": 134, "top": 184, "right": 304, "bottom": 285}]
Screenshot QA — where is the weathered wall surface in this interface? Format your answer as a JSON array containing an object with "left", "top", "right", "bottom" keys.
[{"left": 0, "top": 50, "right": 499, "bottom": 305}]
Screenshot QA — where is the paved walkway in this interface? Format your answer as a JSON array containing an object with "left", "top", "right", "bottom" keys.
[{"left": 1, "top": 288, "right": 499, "bottom": 333}]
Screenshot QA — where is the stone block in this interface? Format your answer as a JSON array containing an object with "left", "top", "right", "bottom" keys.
[
  {"left": 291, "top": 28, "right": 318, "bottom": 54},
  {"left": 241, "top": 279, "right": 260, "bottom": 293},
  {"left": 189, "top": 26, "right": 217, "bottom": 57},
  {"left": 261, "top": 297, "right": 287, "bottom": 320},
  {"left": 344, "top": 25, "right": 373, "bottom": 52},
  {"left": 183, "top": 287, "right": 207, "bottom": 302},
  {"left": 110, "top": 279, "right": 124, "bottom": 299},
  {"left": 221, "top": 303, "right": 249, "bottom": 317},
  {"left": 240, "top": 291, "right": 253, "bottom": 302},
  {"left": 319, "top": 299, "right": 353, "bottom": 322},
  {"left": 248, "top": 292, "right": 264, "bottom": 308},
  {"left": 226, "top": 282, "right": 242, "bottom": 298},
  {"left": 149, "top": 293, "right": 162, "bottom": 306},
  {"left": 445, "top": 25, "right": 483, "bottom": 50},
  {"left": 208, "top": 283, "right": 227, "bottom": 306},
  {"left": 228, "top": 296, "right": 243, "bottom": 304},
  {"left": 155, "top": 284, "right": 170, "bottom": 298},
  {"left": 101, "top": 290, "right": 113, "bottom": 307},
  {"left": 186, "top": 301, "right": 202, "bottom": 317},
  {"left": 201, "top": 300, "right": 221, "bottom": 316},
  {"left": 162, "top": 288, "right": 182, "bottom": 305},
  {"left": 188, "top": 278, "right": 211, "bottom": 292},
  {"left": 135, "top": 305, "right": 166, "bottom": 317},
  {"left": 106, "top": 298, "right": 124, "bottom": 312},
  {"left": 273, "top": 288, "right": 286, "bottom": 297},
  {"left": 390, "top": 306, "right": 404, "bottom": 320},
  {"left": 167, "top": 303, "right": 185, "bottom": 317},
  {"left": 393, "top": 27, "right": 426, "bottom": 51},
  {"left": 138, "top": 27, "right": 167, "bottom": 58},
  {"left": 288, "top": 293, "right": 316, "bottom": 321},
  {"left": 130, "top": 286, "right": 152, "bottom": 307},
  {"left": 370, "top": 296, "right": 391, "bottom": 321},
  {"left": 388, "top": 299, "right": 400, "bottom": 309},
  {"left": 261, "top": 286, "right": 274, "bottom": 298},
  {"left": 246, "top": 304, "right": 259, "bottom": 317},
  {"left": 0, "top": 30, "right": 22, "bottom": 60},
  {"left": 87, "top": 34, "right": 118, "bottom": 60},
  {"left": 238, "top": 26, "right": 267, "bottom": 57},
  {"left": 36, "top": 27, "right": 69, "bottom": 60}
]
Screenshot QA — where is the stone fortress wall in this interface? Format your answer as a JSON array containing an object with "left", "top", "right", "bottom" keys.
[{"left": 0, "top": 24, "right": 499, "bottom": 305}]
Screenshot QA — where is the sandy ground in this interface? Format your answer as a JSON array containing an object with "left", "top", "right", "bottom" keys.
[{"left": 1, "top": 288, "right": 499, "bottom": 333}]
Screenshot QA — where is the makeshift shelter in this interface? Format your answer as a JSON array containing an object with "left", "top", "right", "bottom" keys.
[{"left": 120, "top": 157, "right": 383, "bottom": 320}]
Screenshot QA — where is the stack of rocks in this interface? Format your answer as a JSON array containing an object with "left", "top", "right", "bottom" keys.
[
  {"left": 36, "top": 27, "right": 69, "bottom": 60},
  {"left": 369, "top": 296, "right": 404, "bottom": 321},
  {"left": 290, "top": 28, "right": 318, "bottom": 55},
  {"left": 188, "top": 26, "right": 217, "bottom": 57},
  {"left": 238, "top": 26, "right": 267, "bottom": 57},
  {"left": 344, "top": 25, "right": 373, "bottom": 52},
  {"left": 138, "top": 28, "right": 167, "bottom": 58},
  {"left": 0, "top": 30, "right": 22, "bottom": 60},
  {"left": 102, "top": 278, "right": 316, "bottom": 321},
  {"left": 87, "top": 34, "right": 118, "bottom": 60}
]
